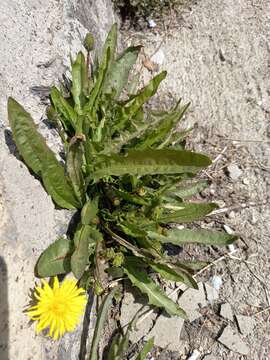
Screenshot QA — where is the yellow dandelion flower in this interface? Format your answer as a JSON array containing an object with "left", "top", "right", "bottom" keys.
[{"left": 27, "top": 277, "right": 87, "bottom": 340}]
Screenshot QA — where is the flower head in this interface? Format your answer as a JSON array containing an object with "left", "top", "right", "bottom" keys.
[{"left": 27, "top": 277, "right": 87, "bottom": 340}]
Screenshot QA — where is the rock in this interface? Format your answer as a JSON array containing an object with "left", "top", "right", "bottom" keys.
[
  {"left": 223, "top": 224, "right": 235, "bottom": 235},
  {"left": 146, "top": 313, "right": 184, "bottom": 352},
  {"left": 151, "top": 49, "right": 165, "bottom": 66},
  {"left": 210, "top": 275, "right": 223, "bottom": 291},
  {"left": 120, "top": 290, "right": 154, "bottom": 343},
  {"left": 227, "top": 164, "right": 243, "bottom": 181},
  {"left": 204, "top": 283, "right": 219, "bottom": 304},
  {"left": 236, "top": 315, "right": 256, "bottom": 336},
  {"left": 187, "top": 349, "right": 201, "bottom": 359},
  {"left": 228, "top": 244, "right": 236, "bottom": 252},
  {"left": 220, "top": 303, "right": 234, "bottom": 321},
  {"left": 242, "top": 178, "right": 250, "bottom": 185},
  {"left": 0, "top": 1, "right": 116, "bottom": 359},
  {"left": 178, "top": 283, "right": 208, "bottom": 322},
  {"left": 218, "top": 326, "right": 249, "bottom": 355}
]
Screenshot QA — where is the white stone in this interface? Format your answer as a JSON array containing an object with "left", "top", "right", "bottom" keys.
[
  {"left": 204, "top": 283, "right": 219, "bottom": 304},
  {"left": 187, "top": 349, "right": 201, "bottom": 360},
  {"left": 146, "top": 313, "right": 184, "bottom": 351},
  {"left": 151, "top": 49, "right": 165, "bottom": 66},
  {"left": 210, "top": 275, "right": 223, "bottom": 291},
  {"left": 120, "top": 291, "right": 154, "bottom": 343},
  {"left": 227, "top": 164, "right": 243, "bottom": 181},
  {"left": 220, "top": 303, "right": 234, "bottom": 321},
  {"left": 236, "top": 315, "right": 256, "bottom": 336},
  {"left": 178, "top": 283, "right": 208, "bottom": 322},
  {"left": 218, "top": 326, "right": 249, "bottom": 355}
]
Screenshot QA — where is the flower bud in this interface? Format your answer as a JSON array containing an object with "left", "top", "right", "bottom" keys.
[{"left": 83, "top": 33, "right": 94, "bottom": 52}]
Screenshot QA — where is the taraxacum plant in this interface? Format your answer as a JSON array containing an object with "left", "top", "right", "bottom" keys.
[{"left": 8, "top": 24, "right": 236, "bottom": 346}]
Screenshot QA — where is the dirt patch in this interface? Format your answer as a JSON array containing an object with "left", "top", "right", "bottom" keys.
[{"left": 121, "top": 0, "right": 270, "bottom": 358}]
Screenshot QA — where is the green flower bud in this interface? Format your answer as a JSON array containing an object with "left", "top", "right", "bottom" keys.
[
  {"left": 83, "top": 33, "right": 95, "bottom": 52},
  {"left": 113, "top": 252, "right": 124, "bottom": 267}
]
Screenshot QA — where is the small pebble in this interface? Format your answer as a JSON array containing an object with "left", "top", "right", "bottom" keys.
[
  {"left": 187, "top": 349, "right": 201, "bottom": 360},
  {"left": 227, "top": 164, "right": 243, "bottom": 181},
  {"left": 210, "top": 275, "right": 223, "bottom": 291},
  {"left": 228, "top": 244, "right": 235, "bottom": 252},
  {"left": 148, "top": 19, "right": 157, "bottom": 28},
  {"left": 223, "top": 224, "right": 234, "bottom": 235}
]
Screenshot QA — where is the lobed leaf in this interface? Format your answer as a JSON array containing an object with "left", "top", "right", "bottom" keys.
[
  {"left": 135, "top": 103, "right": 190, "bottom": 149},
  {"left": 155, "top": 202, "right": 217, "bottom": 224},
  {"left": 92, "top": 149, "right": 212, "bottom": 181},
  {"left": 164, "top": 180, "right": 208, "bottom": 200},
  {"left": 123, "top": 257, "right": 187, "bottom": 318},
  {"left": 148, "top": 261, "right": 198, "bottom": 289},
  {"left": 8, "top": 98, "right": 80, "bottom": 209},
  {"left": 148, "top": 228, "right": 237, "bottom": 245}
]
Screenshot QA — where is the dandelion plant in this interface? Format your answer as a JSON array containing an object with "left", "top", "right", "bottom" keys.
[{"left": 8, "top": 23, "right": 236, "bottom": 344}]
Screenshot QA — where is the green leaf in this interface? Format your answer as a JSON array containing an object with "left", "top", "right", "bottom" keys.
[
  {"left": 127, "top": 72, "right": 140, "bottom": 94},
  {"left": 89, "top": 287, "right": 118, "bottom": 360},
  {"left": 66, "top": 142, "right": 86, "bottom": 204},
  {"left": 42, "top": 151, "right": 82, "bottom": 209},
  {"left": 135, "top": 337, "right": 154, "bottom": 360},
  {"left": 135, "top": 103, "right": 190, "bottom": 149},
  {"left": 50, "top": 87, "right": 77, "bottom": 131},
  {"left": 116, "top": 71, "right": 167, "bottom": 128},
  {"left": 102, "top": 23, "right": 117, "bottom": 69},
  {"left": 71, "top": 224, "right": 94, "bottom": 279},
  {"left": 165, "top": 180, "right": 208, "bottom": 200},
  {"left": 85, "top": 47, "right": 110, "bottom": 114},
  {"left": 8, "top": 98, "right": 81, "bottom": 209},
  {"left": 81, "top": 197, "right": 99, "bottom": 225},
  {"left": 8, "top": 97, "right": 55, "bottom": 175},
  {"left": 155, "top": 202, "right": 217, "bottom": 224},
  {"left": 148, "top": 261, "right": 198, "bottom": 289},
  {"left": 123, "top": 257, "right": 187, "bottom": 318},
  {"left": 71, "top": 51, "right": 88, "bottom": 114},
  {"left": 92, "top": 149, "right": 212, "bottom": 181},
  {"left": 175, "top": 260, "right": 209, "bottom": 272},
  {"left": 103, "top": 46, "right": 141, "bottom": 98},
  {"left": 35, "top": 237, "right": 73, "bottom": 277},
  {"left": 148, "top": 228, "right": 237, "bottom": 245}
]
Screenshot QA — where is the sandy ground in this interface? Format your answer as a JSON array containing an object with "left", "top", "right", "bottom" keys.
[{"left": 120, "top": 0, "right": 270, "bottom": 358}]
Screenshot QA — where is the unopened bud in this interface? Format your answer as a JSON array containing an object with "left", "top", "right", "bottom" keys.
[
  {"left": 138, "top": 187, "right": 146, "bottom": 196},
  {"left": 113, "top": 198, "right": 120, "bottom": 206},
  {"left": 83, "top": 33, "right": 95, "bottom": 52}
]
